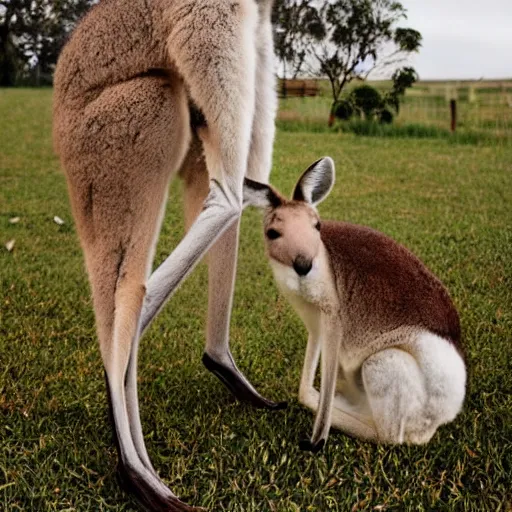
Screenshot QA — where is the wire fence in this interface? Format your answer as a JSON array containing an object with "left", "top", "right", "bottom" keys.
[
  {"left": 277, "top": 80, "right": 512, "bottom": 145},
  {"left": 397, "top": 82, "right": 512, "bottom": 137}
]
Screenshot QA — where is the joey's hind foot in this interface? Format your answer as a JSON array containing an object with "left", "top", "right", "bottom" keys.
[{"left": 202, "top": 352, "right": 287, "bottom": 410}]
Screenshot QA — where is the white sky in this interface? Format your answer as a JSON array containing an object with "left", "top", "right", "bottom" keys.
[{"left": 401, "top": 0, "right": 512, "bottom": 80}]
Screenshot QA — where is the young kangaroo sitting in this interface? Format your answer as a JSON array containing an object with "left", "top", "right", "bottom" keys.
[{"left": 244, "top": 158, "right": 466, "bottom": 451}]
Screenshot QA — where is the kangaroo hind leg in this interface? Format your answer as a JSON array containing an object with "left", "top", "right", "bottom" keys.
[
  {"left": 406, "top": 331, "right": 466, "bottom": 444},
  {"left": 198, "top": 1, "right": 283, "bottom": 409},
  {"left": 141, "top": 0, "right": 259, "bottom": 329},
  {"left": 142, "top": 0, "right": 284, "bottom": 409},
  {"left": 246, "top": 0, "right": 277, "bottom": 181},
  {"left": 178, "top": 133, "right": 285, "bottom": 409},
  {"left": 362, "top": 347, "right": 429, "bottom": 445},
  {"left": 63, "top": 75, "right": 197, "bottom": 510}
]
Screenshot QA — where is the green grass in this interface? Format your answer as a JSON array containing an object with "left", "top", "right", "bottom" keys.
[
  {"left": 277, "top": 116, "right": 511, "bottom": 146},
  {"left": 1, "top": 88, "right": 512, "bottom": 511},
  {"left": 333, "top": 119, "right": 509, "bottom": 145}
]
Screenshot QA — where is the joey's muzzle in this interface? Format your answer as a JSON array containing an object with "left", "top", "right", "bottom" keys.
[{"left": 293, "top": 255, "right": 312, "bottom": 276}]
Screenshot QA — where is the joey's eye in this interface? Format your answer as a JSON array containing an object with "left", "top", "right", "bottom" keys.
[
  {"left": 266, "top": 228, "right": 281, "bottom": 240},
  {"left": 315, "top": 221, "right": 321, "bottom": 231}
]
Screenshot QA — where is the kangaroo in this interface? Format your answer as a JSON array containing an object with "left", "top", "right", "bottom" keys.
[
  {"left": 244, "top": 157, "right": 467, "bottom": 452},
  {"left": 52, "top": 0, "right": 282, "bottom": 510}
]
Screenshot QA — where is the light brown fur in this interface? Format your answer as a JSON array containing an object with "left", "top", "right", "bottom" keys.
[{"left": 53, "top": 0, "right": 278, "bottom": 509}]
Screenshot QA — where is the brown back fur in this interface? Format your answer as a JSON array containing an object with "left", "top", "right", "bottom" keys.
[{"left": 320, "top": 221, "right": 462, "bottom": 350}]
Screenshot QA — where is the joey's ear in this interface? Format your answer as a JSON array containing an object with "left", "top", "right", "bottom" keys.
[
  {"left": 292, "top": 157, "right": 335, "bottom": 205},
  {"left": 243, "top": 178, "right": 283, "bottom": 209}
]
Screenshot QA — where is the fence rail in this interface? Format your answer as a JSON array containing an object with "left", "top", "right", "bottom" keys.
[{"left": 279, "top": 79, "right": 320, "bottom": 98}]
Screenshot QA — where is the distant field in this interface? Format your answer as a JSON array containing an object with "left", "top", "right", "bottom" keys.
[
  {"left": 288, "top": 77, "right": 512, "bottom": 96},
  {"left": 280, "top": 78, "right": 512, "bottom": 138},
  {"left": 1, "top": 88, "right": 512, "bottom": 511}
]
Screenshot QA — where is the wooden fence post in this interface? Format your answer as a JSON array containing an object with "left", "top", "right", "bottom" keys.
[{"left": 450, "top": 99, "right": 457, "bottom": 132}]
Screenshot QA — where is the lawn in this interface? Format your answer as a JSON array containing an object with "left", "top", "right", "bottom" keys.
[{"left": 1, "top": 88, "right": 511, "bottom": 511}]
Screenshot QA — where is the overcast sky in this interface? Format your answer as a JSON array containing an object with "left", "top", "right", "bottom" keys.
[{"left": 401, "top": 0, "right": 512, "bottom": 80}]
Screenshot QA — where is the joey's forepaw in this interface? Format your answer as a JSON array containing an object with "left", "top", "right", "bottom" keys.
[{"left": 299, "top": 438, "right": 325, "bottom": 453}]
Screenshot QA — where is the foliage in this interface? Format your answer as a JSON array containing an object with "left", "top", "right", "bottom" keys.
[
  {"left": 379, "top": 107, "right": 394, "bottom": 124},
  {"left": 333, "top": 84, "right": 389, "bottom": 123},
  {"left": 0, "top": 0, "right": 93, "bottom": 86},
  {"left": 273, "top": 0, "right": 422, "bottom": 125},
  {"left": 2, "top": 89, "right": 512, "bottom": 510},
  {"left": 384, "top": 66, "right": 419, "bottom": 113},
  {"left": 333, "top": 98, "right": 354, "bottom": 120},
  {"left": 332, "top": 69, "right": 417, "bottom": 124},
  {"left": 350, "top": 84, "right": 383, "bottom": 118},
  {"left": 276, "top": 115, "right": 506, "bottom": 146},
  {"left": 272, "top": 0, "right": 324, "bottom": 80}
]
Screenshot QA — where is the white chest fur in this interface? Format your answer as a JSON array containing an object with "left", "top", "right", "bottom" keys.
[{"left": 269, "top": 244, "right": 338, "bottom": 317}]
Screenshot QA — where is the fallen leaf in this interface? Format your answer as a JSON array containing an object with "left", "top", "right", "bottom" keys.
[
  {"left": 5, "top": 239, "right": 15, "bottom": 252},
  {"left": 326, "top": 477, "right": 338, "bottom": 489},
  {"left": 465, "top": 446, "right": 478, "bottom": 458},
  {"left": 53, "top": 216, "right": 65, "bottom": 225}
]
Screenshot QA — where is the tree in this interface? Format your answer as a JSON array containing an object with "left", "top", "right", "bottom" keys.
[
  {"left": 273, "top": 0, "right": 422, "bottom": 125},
  {"left": 272, "top": 0, "right": 324, "bottom": 81},
  {"left": 384, "top": 66, "right": 418, "bottom": 113},
  {"left": 0, "top": 0, "right": 93, "bottom": 86},
  {"left": 0, "top": 1, "right": 22, "bottom": 85}
]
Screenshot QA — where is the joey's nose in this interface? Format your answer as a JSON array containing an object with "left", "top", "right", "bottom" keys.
[{"left": 293, "top": 256, "right": 312, "bottom": 276}]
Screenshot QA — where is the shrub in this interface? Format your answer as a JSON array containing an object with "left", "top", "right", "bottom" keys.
[
  {"left": 333, "top": 85, "right": 388, "bottom": 122},
  {"left": 333, "top": 99, "right": 354, "bottom": 120},
  {"left": 379, "top": 108, "right": 394, "bottom": 124},
  {"left": 351, "top": 85, "right": 383, "bottom": 119},
  {"left": 333, "top": 75, "right": 417, "bottom": 124}
]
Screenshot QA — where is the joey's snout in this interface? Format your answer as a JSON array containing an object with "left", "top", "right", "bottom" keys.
[
  {"left": 293, "top": 255, "right": 313, "bottom": 276},
  {"left": 260, "top": 196, "right": 323, "bottom": 278},
  {"left": 263, "top": 206, "right": 321, "bottom": 277}
]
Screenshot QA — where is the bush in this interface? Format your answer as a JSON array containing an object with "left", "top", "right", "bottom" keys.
[
  {"left": 333, "top": 85, "right": 387, "bottom": 123},
  {"left": 333, "top": 99, "right": 354, "bottom": 120},
  {"left": 351, "top": 85, "right": 383, "bottom": 118},
  {"left": 379, "top": 108, "right": 394, "bottom": 124},
  {"left": 333, "top": 69, "right": 418, "bottom": 124}
]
